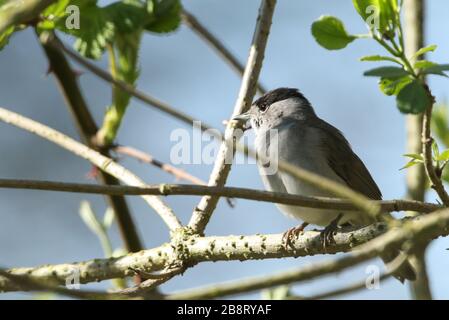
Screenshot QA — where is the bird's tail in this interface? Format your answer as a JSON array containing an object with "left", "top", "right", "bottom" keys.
[{"left": 381, "top": 251, "right": 416, "bottom": 283}]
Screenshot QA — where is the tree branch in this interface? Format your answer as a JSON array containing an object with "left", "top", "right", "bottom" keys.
[
  {"left": 422, "top": 101, "right": 449, "bottom": 205},
  {"left": 403, "top": 0, "right": 434, "bottom": 300},
  {"left": 0, "top": 179, "right": 441, "bottom": 213},
  {"left": 0, "top": 268, "right": 123, "bottom": 300},
  {"left": 0, "top": 0, "right": 55, "bottom": 33},
  {"left": 181, "top": 9, "right": 266, "bottom": 95},
  {"left": 188, "top": 0, "right": 277, "bottom": 234},
  {"left": 114, "top": 146, "right": 206, "bottom": 185},
  {"left": 165, "top": 210, "right": 449, "bottom": 299},
  {"left": 0, "top": 107, "right": 182, "bottom": 232},
  {"left": 2, "top": 209, "right": 449, "bottom": 294},
  {"left": 39, "top": 31, "right": 144, "bottom": 253}
]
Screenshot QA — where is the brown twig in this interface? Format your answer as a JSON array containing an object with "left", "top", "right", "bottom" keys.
[
  {"left": 181, "top": 9, "right": 266, "bottom": 95},
  {"left": 0, "top": 179, "right": 441, "bottom": 214},
  {"left": 114, "top": 146, "right": 206, "bottom": 185}
]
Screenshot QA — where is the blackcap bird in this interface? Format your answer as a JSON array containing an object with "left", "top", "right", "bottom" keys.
[{"left": 234, "top": 87, "right": 416, "bottom": 282}]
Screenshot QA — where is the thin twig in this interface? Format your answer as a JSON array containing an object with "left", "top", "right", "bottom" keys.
[
  {"left": 188, "top": 0, "right": 277, "bottom": 234},
  {"left": 0, "top": 107, "right": 182, "bottom": 232},
  {"left": 119, "top": 266, "right": 186, "bottom": 296},
  {"left": 296, "top": 252, "right": 409, "bottom": 300},
  {"left": 114, "top": 146, "right": 206, "bottom": 185},
  {"left": 293, "top": 274, "right": 391, "bottom": 300},
  {"left": 422, "top": 100, "right": 449, "bottom": 206},
  {"left": 0, "top": 179, "right": 441, "bottom": 213},
  {"left": 181, "top": 9, "right": 266, "bottom": 95}
]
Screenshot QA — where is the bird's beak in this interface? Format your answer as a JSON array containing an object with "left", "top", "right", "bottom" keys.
[{"left": 232, "top": 111, "right": 252, "bottom": 129}]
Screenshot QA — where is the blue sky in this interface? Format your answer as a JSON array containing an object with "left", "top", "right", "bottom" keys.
[{"left": 1, "top": 0, "right": 448, "bottom": 299}]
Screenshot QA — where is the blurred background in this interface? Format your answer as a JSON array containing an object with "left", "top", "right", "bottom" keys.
[{"left": 1, "top": 0, "right": 448, "bottom": 299}]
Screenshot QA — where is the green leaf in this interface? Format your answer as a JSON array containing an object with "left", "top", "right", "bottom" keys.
[
  {"left": 403, "top": 153, "right": 423, "bottom": 161},
  {"left": 396, "top": 80, "right": 430, "bottom": 114},
  {"left": 413, "top": 44, "right": 437, "bottom": 59},
  {"left": 145, "top": 0, "right": 181, "bottom": 33},
  {"left": 103, "top": 1, "right": 148, "bottom": 33},
  {"left": 436, "top": 149, "right": 449, "bottom": 161},
  {"left": 422, "top": 64, "right": 449, "bottom": 77},
  {"left": 414, "top": 60, "right": 438, "bottom": 69},
  {"left": 0, "top": 25, "right": 14, "bottom": 50},
  {"left": 360, "top": 55, "right": 402, "bottom": 65},
  {"left": 400, "top": 160, "right": 420, "bottom": 170},
  {"left": 379, "top": 76, "right": 412, "bottom": 96},
  {"left": 55, "top": 1, "right": 115, "bottom": 59},
  {"left": 311, "top": 16, "right": 356, "bottom": 50},
  {"left": 352, "top": 0, "right": 399, "bottom": 33},
  {"left": 364, "top": 66, "right": 409, "bottom": 77}
]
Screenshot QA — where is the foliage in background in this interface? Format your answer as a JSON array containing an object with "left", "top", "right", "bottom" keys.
[
  {"left": 311, "top": 0, "right": 449, "bottom": 115},
  {"left": 311, "top": 0, "right": 449, "bottom": 182},
  {"left": 0, "top": 0, "right": 181, "bottom": 147}
]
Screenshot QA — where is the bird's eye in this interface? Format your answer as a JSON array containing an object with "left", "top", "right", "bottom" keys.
[{"left": 259, "top": 104, "right": 269, "bottom": 113}]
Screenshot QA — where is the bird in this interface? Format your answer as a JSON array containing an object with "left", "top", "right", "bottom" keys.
[{"left": 233, "top": 87, "right": 416, "bottom": 282}]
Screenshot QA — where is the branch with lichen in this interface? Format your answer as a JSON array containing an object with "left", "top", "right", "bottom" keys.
[{"left": 1, "top": 209, "right": 448, "bottom": 295}]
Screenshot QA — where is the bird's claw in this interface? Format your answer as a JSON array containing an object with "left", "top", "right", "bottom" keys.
[
  {"left": 319, "top": 213, "right": 343, "bottom": 250},
  {"left": 282, "top": 222, "right": 309, "bottom": 249}
]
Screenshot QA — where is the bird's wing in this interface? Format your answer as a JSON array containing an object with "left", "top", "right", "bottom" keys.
[{"left": 312, "top": 119, "right": 382, "bottom": 200}]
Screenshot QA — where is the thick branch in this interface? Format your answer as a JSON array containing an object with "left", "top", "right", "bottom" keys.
[
  {"left": 404, "top": 0, "right": 434, "bottom": 300},
  {"left": 0, "top": 107, "right": 182, "bottom": 232},
  {"left": 404, "top": 0, "right": 426, "bottom": 202},
  {"left": 2, "top": 210, "right": 449, "bottom": 294},
  {"left": 0, "top": 0, "right": 55, "bottom": 33},
  {"left": 0, "top": 179, "right": 441, "bottom": 214},
  {"left": 188, "top": 0, "right": 277, "bottom": 234},
  {"left": 165, "top": 211, "right": 449, "bottom": 299},
  {"left": 0, "top": 222, "right": 386, "bottom": 293},
  {"left": 181, "top": 9, "right": 266, "bottom": 95}
]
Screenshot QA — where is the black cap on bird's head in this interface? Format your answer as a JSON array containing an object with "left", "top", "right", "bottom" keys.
[{"left": 233, "top": 87, "right": 315, "bottom": 130}]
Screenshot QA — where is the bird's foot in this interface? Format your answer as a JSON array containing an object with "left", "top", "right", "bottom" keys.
[
  {"left": 282, "top": 222, "right": 309, "bottom": 249},
  {"left": 320, "top": 213, "right": 343, "bottom": 249}
]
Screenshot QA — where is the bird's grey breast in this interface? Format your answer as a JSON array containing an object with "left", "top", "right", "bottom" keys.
[{"left": 254, "top": 120, "right": 360, "bottom": 226}]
